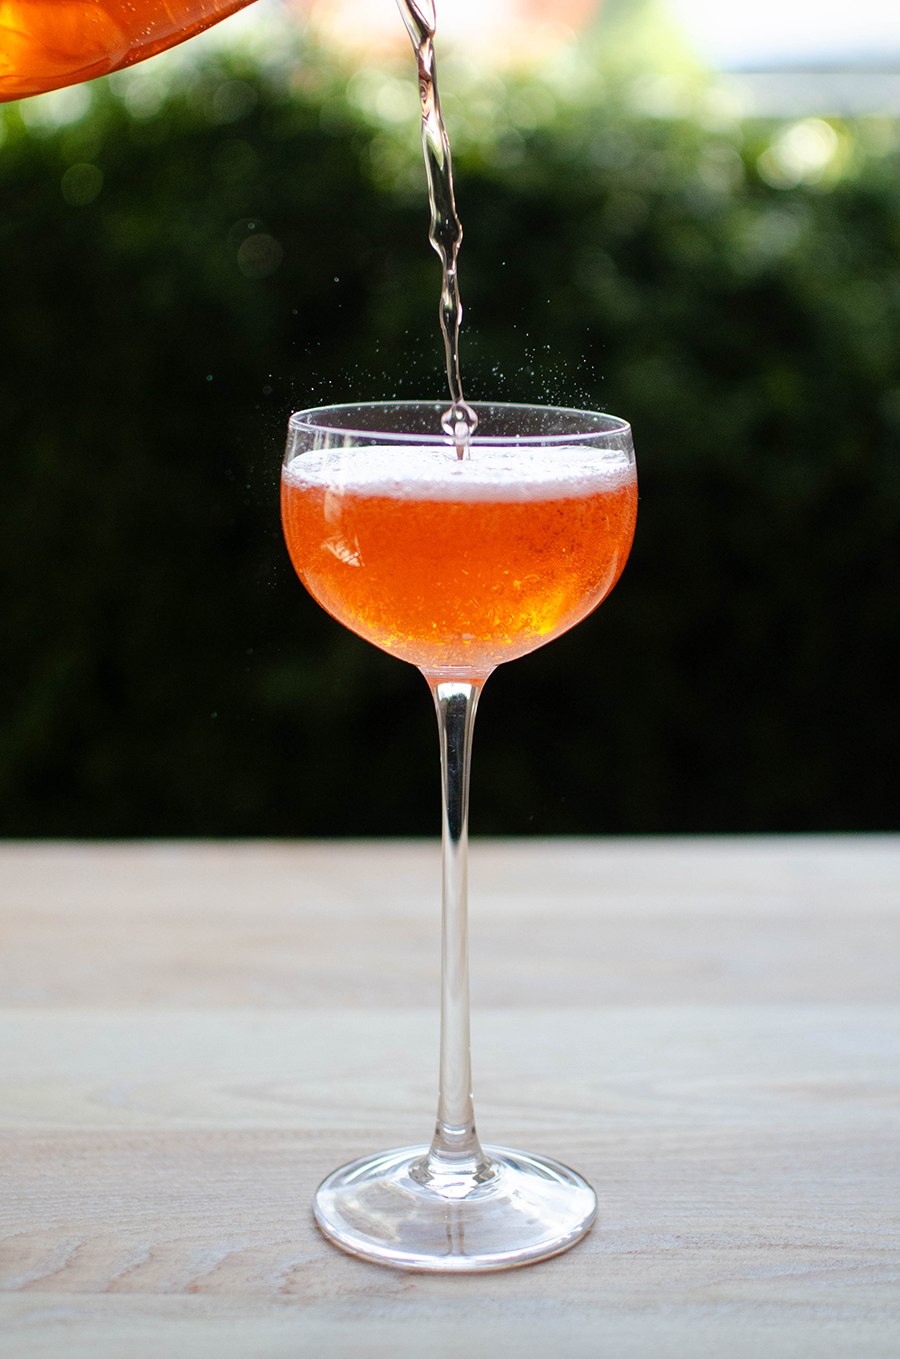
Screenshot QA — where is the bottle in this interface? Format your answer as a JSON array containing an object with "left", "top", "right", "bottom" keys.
[{"left": 0, "top": 0, "right": 259, "bottom": 102}]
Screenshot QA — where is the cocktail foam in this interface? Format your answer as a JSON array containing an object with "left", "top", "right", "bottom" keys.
[{"left": 283, "top": 444, "right": 635, "bottom": 502}]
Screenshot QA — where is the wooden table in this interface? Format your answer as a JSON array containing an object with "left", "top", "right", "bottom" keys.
[{"left": 1, "top": 838, "right": 898, "bottom": 1357}]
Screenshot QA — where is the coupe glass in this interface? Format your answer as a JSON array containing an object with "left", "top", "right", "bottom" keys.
[{"left": 281, "top": 400, "right": 637, "bottom": 1271}]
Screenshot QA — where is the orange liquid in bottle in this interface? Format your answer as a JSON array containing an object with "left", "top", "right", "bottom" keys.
[
  {"left": 0, "top": 0, "right": 256, "bottom": 101},
  {"left": 281, "top": 445, "right": 637, "bottom": 675}
]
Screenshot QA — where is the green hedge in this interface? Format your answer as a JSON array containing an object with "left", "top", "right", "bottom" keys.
[{"left": 1, "top": 42, "right": 897, "bottom": 835}]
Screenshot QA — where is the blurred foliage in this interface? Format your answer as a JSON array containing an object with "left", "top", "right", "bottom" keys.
[{"left": 1, "top": 34, "right": 898, "bottom": 836}]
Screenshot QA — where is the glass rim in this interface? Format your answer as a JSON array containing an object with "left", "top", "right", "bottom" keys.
[{"left": 287, "top": 400, "right": 631, "bottom": 447}]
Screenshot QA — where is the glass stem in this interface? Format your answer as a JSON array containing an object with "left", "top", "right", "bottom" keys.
[{"left": 417, "top": 676, "right": 492, "bottom": 1188}]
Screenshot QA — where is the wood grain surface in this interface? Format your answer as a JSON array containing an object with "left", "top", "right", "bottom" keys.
[{"left": 1, "top": 838, "right": 898, "bottom": 1358}]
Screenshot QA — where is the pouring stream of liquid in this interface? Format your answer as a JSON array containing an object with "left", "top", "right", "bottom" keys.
[{"left": 395, "top": 0, "right": 477, "bottom": 454}]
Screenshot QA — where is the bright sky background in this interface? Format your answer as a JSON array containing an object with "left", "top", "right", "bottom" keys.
[
  {"left": 670, "top": 0, "right": 900, "bottom": 68},
  {"left": 180, "top": 0, "right": 900, "bottom": 74}
]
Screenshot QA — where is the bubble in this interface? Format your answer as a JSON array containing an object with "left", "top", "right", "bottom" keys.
[{"left": 227, "top": 218, "right": 261, "bottom": 247}]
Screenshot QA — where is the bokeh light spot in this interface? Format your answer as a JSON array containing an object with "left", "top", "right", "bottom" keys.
[{"left": 60, "top": 162, "right": 104, "bottom": 206}]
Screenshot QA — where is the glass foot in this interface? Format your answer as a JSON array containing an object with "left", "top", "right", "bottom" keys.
[{"left": 313, "top": 1144, "right": 597, "bottom": 1272}]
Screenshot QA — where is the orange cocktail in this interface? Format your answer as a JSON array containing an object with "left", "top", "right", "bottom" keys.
[
  {"left": 281, "top": 442, "right": 637, "bottom": 675},
  {"left": 283, "top": 402, "right": 637, "bottom": 1272}
]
